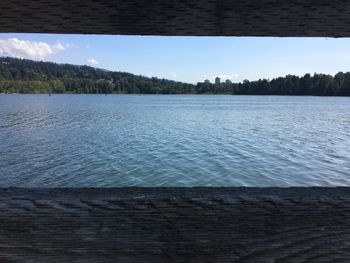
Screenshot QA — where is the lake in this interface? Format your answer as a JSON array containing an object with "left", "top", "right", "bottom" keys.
[{"left": 0, "top": 94, "right": 349, "bottom": 187}]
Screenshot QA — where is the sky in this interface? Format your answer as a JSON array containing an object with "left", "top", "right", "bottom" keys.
[{"left": 0, "top": 33, "right": 350, "bottom": 83}]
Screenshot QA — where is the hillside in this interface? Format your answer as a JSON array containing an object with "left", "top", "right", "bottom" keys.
[
  {"left": 0, "top": 57, "right": 350, "bottom": 96},
  {"left": 0, "top": 57, "right": 195, "bottom": 94}
]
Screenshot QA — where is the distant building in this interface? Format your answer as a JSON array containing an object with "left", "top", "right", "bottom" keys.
[
  {"left": 215, "top": 77, "right": 221, "bottom": 85},
  {"left": 204, "top": 79, "right": 210, "bottom": 84},
  {"left": 225, "top": 79, "right": 232, "bottom": 84}
]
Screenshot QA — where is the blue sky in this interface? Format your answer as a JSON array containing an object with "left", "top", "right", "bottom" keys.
[{"left": 0, "top": 33, "right": 350, "bottom": 83}]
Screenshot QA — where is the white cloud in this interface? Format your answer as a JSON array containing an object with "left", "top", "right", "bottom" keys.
[
  {"left": 169, "top": 72, "right": 178, "bottom": 78},
  {"left": 0, "top": 38, "right": 68, "bottom": 60},
  {"left": 146, "top": 72, "right": 154, "bottom": 78},
  {"left": 86, "top": 58, "right": 99, "bottom": 66}
]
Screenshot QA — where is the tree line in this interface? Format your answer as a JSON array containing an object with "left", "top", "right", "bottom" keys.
[
  {"left": 198, "top": 74, "right": 350, "bottom": 96},
  {"left": 0, "top": 57, "right": 349, "bottom": 96},
  {"left": 0, "top": 57, "right": 195, "bottom": 94}
]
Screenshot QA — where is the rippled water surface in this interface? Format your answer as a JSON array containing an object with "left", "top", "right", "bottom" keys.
[{"left": 0, "top": 94, "right": 349, "bottom": 187}]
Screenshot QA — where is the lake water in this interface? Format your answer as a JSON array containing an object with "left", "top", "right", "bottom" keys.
[{"left": 0, "top": 94, "right": 349, "bottom": 187}]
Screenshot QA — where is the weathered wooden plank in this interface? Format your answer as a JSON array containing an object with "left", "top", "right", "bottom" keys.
[
  {"left": 1, "top": 0, "right": 350, "bottom": 37},
  {"left": 0, "top": 188, "right": 349, "bottom": 262}
]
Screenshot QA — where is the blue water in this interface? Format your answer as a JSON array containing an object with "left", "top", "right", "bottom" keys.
[{"left": 0, "top": 94, "right": 349, "bottom": 187}]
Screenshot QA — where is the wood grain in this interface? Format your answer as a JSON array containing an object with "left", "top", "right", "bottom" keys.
[
  {"left": 1, "top": 0, "right": 350, "bottom": 37},
  {"left": 0, "top": 188, "right": 349, "bottom": 262}
]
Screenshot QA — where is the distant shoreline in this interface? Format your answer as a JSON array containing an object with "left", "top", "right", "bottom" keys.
[
  {"left": 1, "top": 57, "right": 350, "bottom": 96},
  {"left": 1, "top": 93, "right": 350, "bottom": 97}
]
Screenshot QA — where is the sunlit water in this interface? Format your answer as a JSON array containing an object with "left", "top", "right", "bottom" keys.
[{"left": 0, "top": 94, "right": 349, "bottom": 187}]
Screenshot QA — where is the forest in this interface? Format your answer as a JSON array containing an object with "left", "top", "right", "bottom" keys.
[{"left": 0, "top": 57, "right": 349, "bottom": 96}]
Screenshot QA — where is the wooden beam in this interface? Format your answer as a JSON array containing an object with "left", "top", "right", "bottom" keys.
[
  {"left": 1, "top": 0, "right": 350, "bottom": 36},
  {"left": 0, "top": 187, "right": 350, "bottom": 261}
]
